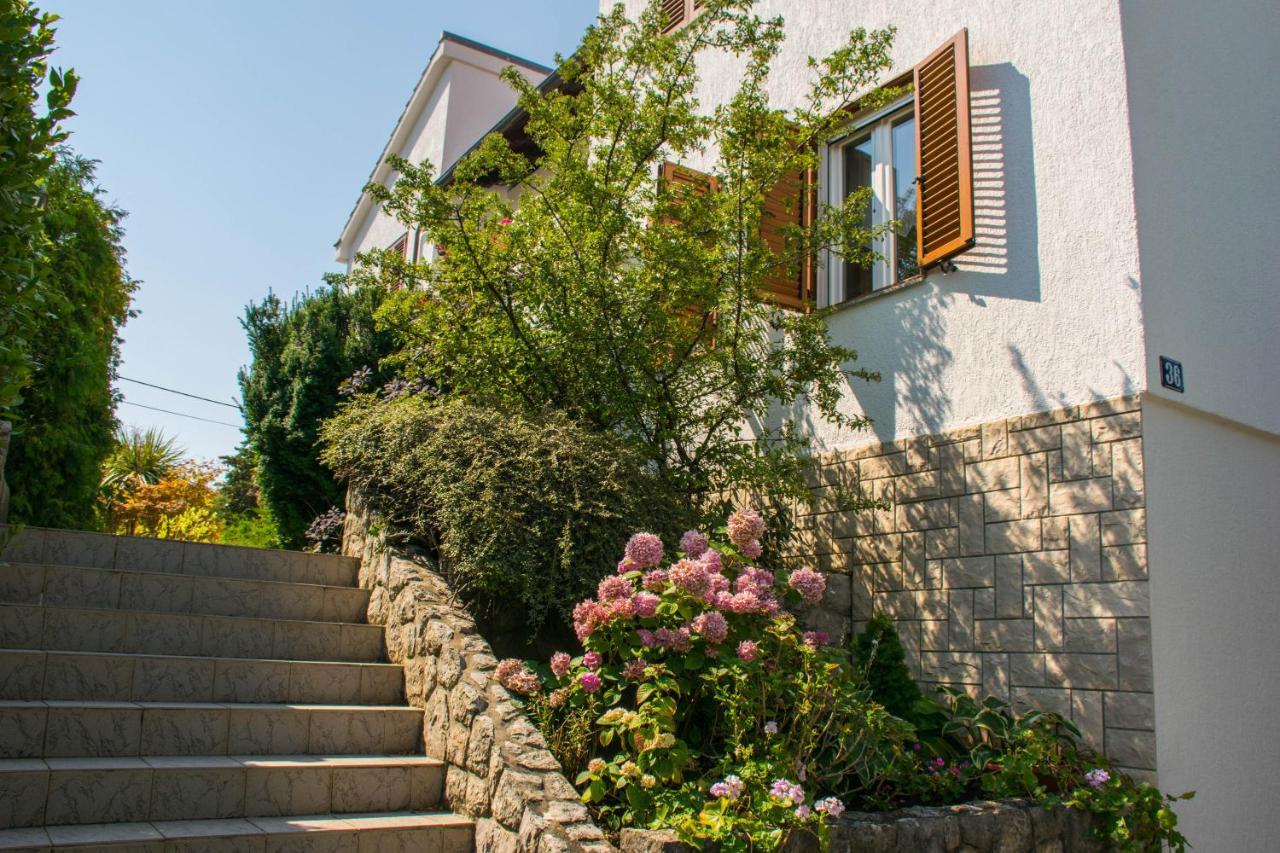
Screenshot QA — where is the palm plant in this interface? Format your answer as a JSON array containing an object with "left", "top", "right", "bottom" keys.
[{"left": 99, "top": 427, "right": 183, "bottom": 526}]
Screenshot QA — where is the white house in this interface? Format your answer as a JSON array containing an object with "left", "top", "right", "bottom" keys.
[{"left": 338, "top": 3, "right": 1279, "bottom": 848}]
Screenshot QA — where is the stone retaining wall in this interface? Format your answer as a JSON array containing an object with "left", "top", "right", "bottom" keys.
[
  {"left": 343, "top": 488, "right": 614, "bottom": 852},
  {"left": 789, "top": 396, "right": 1156, "bottom": 778},
  {"left": 622, "top": 800, "right": 1101, "bottom": 852}
]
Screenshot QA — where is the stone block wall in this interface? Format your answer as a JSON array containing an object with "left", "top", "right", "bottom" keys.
[
  {"left": 343, "top": 489, "right": 614, "bottom": 852},
  {"left": 789, "top": 396, "right": 1156, "bottom": 776}
]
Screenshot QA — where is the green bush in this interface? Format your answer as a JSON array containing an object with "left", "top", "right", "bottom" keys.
[
  {"left": 238, "top": 284, "right": 394, "bottom": 547},
  {"left": 320, "top": 395, "right": 692, "bottom": 639},
  {"left": 851, "top": 612, "right": 923, "bottom": 721}
]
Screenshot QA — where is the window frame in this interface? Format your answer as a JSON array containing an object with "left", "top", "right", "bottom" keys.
[{"left": 822, "top": 93, "right": 918, "bottom": 306}]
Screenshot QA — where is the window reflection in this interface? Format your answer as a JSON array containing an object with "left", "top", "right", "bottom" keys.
[
  {"left": 842, "top": 134, "right": 874, "bottom": 300},
  {"left": 892, "top": 114, "right": 919, "bottom": 280}
]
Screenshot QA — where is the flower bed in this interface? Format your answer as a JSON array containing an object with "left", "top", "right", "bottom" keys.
[{"left": 497, "top": 509, "right": 1191, "bottom": 852}]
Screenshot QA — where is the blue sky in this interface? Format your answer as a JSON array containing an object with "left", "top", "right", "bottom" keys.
[{"left": 43, "top": 0, "right": 598, "bottom": 462}]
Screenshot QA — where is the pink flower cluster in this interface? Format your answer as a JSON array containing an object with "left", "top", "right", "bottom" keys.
[
  {"left": 727, "top": 507, "right": 766, "bottom": 546},
  {"left": 550, "top": 652, "right": 571, "bottom": 679},
  {"left": 625, "top": 532, "right": 664, "bottom": 569},
  {"left": 769, "top": 778, "right": 805, "bottom": 805},
  {"left": 815, "top": 797, "right": 845, "bottom": 818},
  {"left": 788, "top": 568, "right": 827, "bottom": 605},
  {"left": 583, "top": 651, "right": 602, "bottom": 670},
  {"left": 691, "top": 610, "right": 728, "bottom": 644},
  {"left": 708, "top": 774, "right": 745, "bottom": 801},
  {"left": 638, "top": 625, "right": 692, "bottom": 651},
  {"left": 679, "top": 529, "right": 709, "bottom": 558},
  {"left": 736, "top": 640, "right": 758, "bottom": 662},
  {"left": 579, "top": 672, "right": 602, "bottom": 693},
  {"left": 670, "top": 558, "right": 710, "bottom": 596},
  {"left": 802, "top": 630, "right": 831, "bottom": 648},
  {"left": 622, "top": 658, "right": 647, "bottom": 680},
  {"left": 496, "top": 658, "right": 540, "bottom": 695}
]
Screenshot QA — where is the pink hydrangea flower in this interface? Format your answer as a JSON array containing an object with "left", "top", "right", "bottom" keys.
[
  {"left": 598, "top": 575, "right": 633, "bottom": 601},
  {"left": 632, "top": 592, "right": 660, "bottom": 618},
  {"left": 641, "top": 569, "right": 669, "bottom": 592},
  {"left": 727, "top": 507, "right": 766, "bottom": 547},
  {"left": 622, "top": 658, "right": 647, "bottom": 680},
  {"left": 617, "top": 557, "right": 638, "bottom": 574},
  {"left": 579, "top": 672, "right": 602, "bottom": 693},
  {"left": 736, "top": 567, "right": 774, "bottom": 596},
  {"left": 625, "top": 532, "right": 664, "bottom": 569},
  {"left": 788, "top": 568, "right": 827, "bottom": 605},
  {"left": 572, "top": 599, "right": 602, "bottom": 642},
  {"left": 679, "top": 529, "right": 709, "bottom": 558},
  {"left": 495, "top": 659, "right": 523, "bottom": 684},
  {"left": 700, "top": 549, "right": 723, "bottom": 574},
  {"left": 496, "top": 659, "right": 540, "bottom": 695},
  {"left": 770, "top": 778, "right": 805, "bottom": 804},
  {"left": 795, "top": 805, "right": 812, "bottom": 819},
  {"left": 802, "top": 630, "right": 831, "bottom": 647},
  {"left": 737, "top": 640, "right": 758, "bottom": 662},
  {"left": 670, "top": 559, "right": 710, "bottom": 596},
  {"left": 637, "top": 628, "right": 656, "bottom": 647},
  {"left": 707, "top": 573, "right": 730, "bottom": 597},
  {"left": 583, "top": 651, "right": 602, "bottom": 670},
  {"left": 600, "top": 596, "right": 635, "bottom": 622},
  {"left": 550, "top": 652, "right": 571, "bottom": 679},
  {"left": 740, "top": 539, "right": 763, "bottom": 559},
  {"left": 764, "top": 720, "right": 778, "bottom": 735},
  {"left": 1085, "top": 768, "right": 1111, "bottom": 789},
  {"left": 692, "top": 611, "right": 729, "bottom": 644},
  {"left": 654, "top": 626, "right": 691, "bottom": 651}
]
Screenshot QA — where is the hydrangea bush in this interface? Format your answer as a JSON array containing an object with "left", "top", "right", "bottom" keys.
[
  {"left": 498, "top": 508, "right": 911, "bottom": 849},
  {"left": 497, "top": 508, "right": 1192, "bottom": 851}
]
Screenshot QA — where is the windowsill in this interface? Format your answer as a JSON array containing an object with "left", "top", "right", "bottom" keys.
[{"left": 827, "top": 272, "right": 927, "bottom": 314}]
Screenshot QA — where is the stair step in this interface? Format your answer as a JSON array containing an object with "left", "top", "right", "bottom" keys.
[
  {"left": 0, "top": 701, "right": 423, "bottom": 759},
  {"left": 0, "top": 755, "right": 445, "bottom": 829},
  {"left": 0, "top": 604, "right": 383, "bottom": 663},
  {"left": 0, "top": 527, "right": 357, "bottom": 588},
  {"left": 0, "top": 650, "right": 404, "bottom": 705},
  {"left": 0, "top": 811, "right": 474, "bottom": 852},
  {"left": 0, "top": 562, "right": 370, "bottom": 623}
]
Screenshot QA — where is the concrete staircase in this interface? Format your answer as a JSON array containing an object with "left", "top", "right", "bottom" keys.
[{"left": 0, "top": 526, "right": 474, "bottom": 852}]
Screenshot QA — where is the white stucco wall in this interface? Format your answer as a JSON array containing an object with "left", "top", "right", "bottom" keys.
[
  {"left": 609, "top": 0, "right": 1147, "bottom": 451},
  {"left": 338, "top": 37, "right": 548, "bottom": 268},
  {"left": 1143, "top": 398, "right": 1280, "bottom": 851},
  {"left": 1120, "top": 0, "right": 1280, "bottom": 438}
]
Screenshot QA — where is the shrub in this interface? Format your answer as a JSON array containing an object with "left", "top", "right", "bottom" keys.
[
  {"left": 320, "top": 395, "right": 691, "bottom": 639},
  {"left": 504, "top": 513, "right": 1193, "bottom": 852},
  {"left": 499, "top": 510, "right": 909, "bottom": 850},
  {"left": 238, "top": 284, "right": 395, "bottom": 547},
  {"left": 850, "top": 612, "right": 923, "bottom": 721}
]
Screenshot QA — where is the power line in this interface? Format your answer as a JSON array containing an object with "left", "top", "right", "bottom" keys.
[
  {"left": 120, "top": 400, "right": 242, "bottom": 429},
  {"left": 118, "top": 375, "right": 241, "bottom": 410}
]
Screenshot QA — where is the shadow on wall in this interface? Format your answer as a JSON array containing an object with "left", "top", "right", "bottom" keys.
[
  {"left": 1010, "top": 346, "right": 1139, "bottom": 414},
  {"left": 835, "top": 61, "right": 1042, "bottom": 444}
]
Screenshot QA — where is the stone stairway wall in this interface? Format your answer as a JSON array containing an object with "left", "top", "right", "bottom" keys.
[
  {"left": 0, "top": 524, "right": 475, "bottom": 852},
  {"left": 343, "top": 488, "right": 614, "bottom": 852}
]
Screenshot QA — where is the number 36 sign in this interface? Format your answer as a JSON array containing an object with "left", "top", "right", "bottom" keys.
[{"left": 1159, "top": 356, "right": 1185, "bottom": 393}]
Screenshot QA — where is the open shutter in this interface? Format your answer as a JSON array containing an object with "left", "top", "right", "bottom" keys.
[
  {"left": 914, "top": 29, "right": 974, "bottom": 269},
  {"left": 661, "top": 0, "right": 685, "bottom": 33},
  {"left": 759, "top": 167, "right": 817, "bottom": 311}
]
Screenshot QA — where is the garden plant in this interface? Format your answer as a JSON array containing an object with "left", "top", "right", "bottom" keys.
[{"left": 496, "top": 510, "right": 1193, "bottom": 851}]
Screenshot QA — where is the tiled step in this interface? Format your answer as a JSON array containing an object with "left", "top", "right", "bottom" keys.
[
  {"left": 0, "top": 702, "right": 423, "bottom": 759},
  {"left": 0, "top": 754, "right": 445, "bottom": 829},
  {"left": 0, "top": 527, "right": 357, "bottom": 588},
  {"left": 0, "top": 650, "right": 404, "bottom": 705},
  {"left": 0, "top": 811, "right": 474, "bottom": 852},
  {"left": 0, "top": 604, "right": 383, "bottom": 663},
  {"left": 0, "top": 562, "right": 370, "bottom": 623}
]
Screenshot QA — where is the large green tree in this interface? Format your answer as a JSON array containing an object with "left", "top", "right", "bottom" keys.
[
  {"left": 359, "top": 0, "right": 897, "bottom": 510},
  {"left": 7, "top": 153, "right": 135, "bottom": 528},
  {"left": 0, "top": 0, "right": 78, "bottom": 418},
  {"left": 238, "top": 285, "right": 394, "bottom": 547}
]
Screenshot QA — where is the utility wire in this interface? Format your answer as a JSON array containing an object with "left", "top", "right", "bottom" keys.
[
  {"left": 120, "top": 400, "right": 242, "bottom": 429},
  {"left": 119, "top": 375, "right": 241, "bottom": 410}
]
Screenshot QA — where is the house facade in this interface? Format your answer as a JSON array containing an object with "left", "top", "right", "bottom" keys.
[{"left": 338, "top": 3, "right": 1279, "bottom": 848}]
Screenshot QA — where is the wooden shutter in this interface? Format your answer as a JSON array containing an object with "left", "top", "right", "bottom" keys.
[
  {"left": 661, "top": 0, "right": 685, "bottom": 33},
  {"left": 390, "top": 233, "right": 409, "bottom": 258},
  {"left": 914, "top": 29, "right": 974, "bottom": 269},
  {"left": 759, "top": 167, "right": 816, "bottom": 311}
]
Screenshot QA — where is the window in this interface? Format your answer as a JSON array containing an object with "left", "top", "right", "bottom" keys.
[
  {"left": 826, "top": 30, "right": 975, "bottom": 305},
  {"left": 829, "top": 99, "right": 919, "bottom": 300},
  {"left": 389, "top": 232, "right": 409, "bottom": 259},
  {"left": 661, "top": 0, "right": 703, "bottom": 34}
]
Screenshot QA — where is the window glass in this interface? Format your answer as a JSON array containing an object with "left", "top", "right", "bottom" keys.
[
  {"left": 891, "top": 114, "right": 919, "bottom": 281},
  {"left": 842, "top": 134, "right": 874, "bottom": 300}
]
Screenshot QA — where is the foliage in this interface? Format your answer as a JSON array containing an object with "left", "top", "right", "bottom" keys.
[
  {"left": 98, "top": 426, "right": 182, "bottom": 508},
  {"left": 304, "top": 506, "right": 345, "bottom": 553},
  {"left": 212, "top": 441, "right": 278, "bottom": 549},
  {"left": 350, "top": 0, "right": 901, "bottom": 515},
  {"left": 498, "top": 511, "right": 907, "bottom": 850},
  {"left": 0, "top": 0, "right": 78, "bottom": 418},
  {"left": 6, "top": 152, "right": 135, "bottom": 529},
  {"left": 104, "top": 459, "right": 222, "bottom": 542},
  {"left": 851, "top": 612, "right": 923, "bottom": 721},
  {"left": 238, "top": 284, "right": 395, "bottom": 547},
  {"left": 320, "top": 394, "right": 691, "bottom": 637}
]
